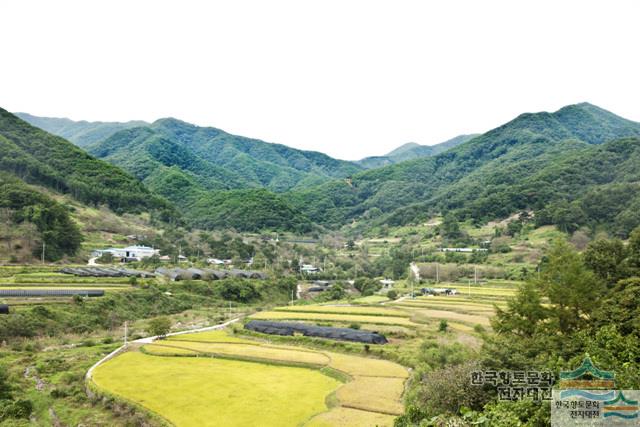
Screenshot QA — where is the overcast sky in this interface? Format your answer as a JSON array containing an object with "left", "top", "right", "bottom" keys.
[{"left": 1, "top": 1, "right": 639, "bottom": 160}]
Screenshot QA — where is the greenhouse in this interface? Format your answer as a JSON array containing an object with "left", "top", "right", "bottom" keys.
[{"left": 245, "top": 320, "right": 388, "bottom": 344}]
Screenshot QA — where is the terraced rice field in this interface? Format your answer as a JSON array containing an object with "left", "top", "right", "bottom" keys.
[
  {"left": 92, "top": 328, "right": 408, "bottom": 427},
  {"left": 409, "top": 308, "right": 491, "bottom": 326},
  {"left": 147, "top": 341, "right": 331, "bottom": 366},
  {"left": 250, "top": 310, "right": 416, "bottom": 327},
  {"left": 274, "top": 305, "right": 410, "bottom": 317},
  {"left": 92, "top": 352, "right": 341, "bottom": 427}
]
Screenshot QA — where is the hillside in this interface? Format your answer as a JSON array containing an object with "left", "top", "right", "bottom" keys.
[
  {"left": 0, "top": 108, "right": 174, "bottom": 217},
  {"left": 356, "top": 134, "right": 478, "bottom": 168},
  {"left": 0, "top": 109, "right": 182, "bottom": 260},
  {"left": 290, "top": 103, "right": 640, "bottom": 236},
  {"left": 15, "top": 113, "right": 147, "bottom": 147}
]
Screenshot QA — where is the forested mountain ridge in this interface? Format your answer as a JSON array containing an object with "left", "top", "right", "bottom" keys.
[
  {"left": 20, "top": 113, "right": 364, "bottom": 192},
  {"left": 0, "top": 108, "right": 174, "bottom": 216},
  {"left": 356, "top": 134, "right": 478, "bottom": 169},
  {"left": 0, "top": 108, "right": 179, "bottom": 260},
  {"left": 289, "top": 103, "right": 640, "bottom": 235},
  {"left": 15, "top": 112, "right": 147, "bottom": 147}
]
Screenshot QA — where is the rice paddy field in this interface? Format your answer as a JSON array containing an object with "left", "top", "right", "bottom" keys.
[
  {"left": 249, "top": 310, "right": 416, "bottom": 327},
  {"left": 91, "top": 352, "right": 341, "bottom": 427},
  {"left": 89, "top": 281, "right": 519, "bottom": 426},
  {"left": 90, "top": 327, "right": 409, "bottom": 427}
]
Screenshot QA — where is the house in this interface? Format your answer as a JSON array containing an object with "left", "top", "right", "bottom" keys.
[
  {"left": 300, "top": 264, "right": 319, "bottom": 274},
  {"left": 380, "top": 279, "right": 395, "bottom": 288},
  {"left": 92, "top": 245, "right": 159, "bottom": 262},
  {"left": 178, "top": 255, "right": 188, "bottom": 263},
  {"left": 159, "top": 255, "right": 171, "bottom": 262}
]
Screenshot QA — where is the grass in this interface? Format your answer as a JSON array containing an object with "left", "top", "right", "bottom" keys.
[
  {"left": 92, "top": 351, "right": 341, "bottom": 427},
  {"left": 249, "top": 311, "right": 417, "bottom": 327},
  {"left": 351, "top": 295, "right": 390, "bottom": 304},
  {"left": 275, "top": 305, "right": 409, "bottom": 317},
  {"left": 166, "top": 329, "right": 253, "bottom": 343}
]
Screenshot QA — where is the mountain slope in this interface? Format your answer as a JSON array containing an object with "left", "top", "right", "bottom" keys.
[
  {"left": 0, "top": 108, "right": 174, "bottom": 216},
  {"left": 0, "top": 108, "right": 181, "bottom": 260},
  {"left": 357, "top": 134, "right": 478, "bottom": 168},
  {"left": 15, "top": 113, "right": 147, "bottom": 147},
  {"left": 290, "top": 103, "right": 640, "bottom": 234}
]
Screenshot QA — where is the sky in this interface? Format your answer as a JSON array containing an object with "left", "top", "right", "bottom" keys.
[{"left": 1, "top": 1, "right": 639, "bottom": 160}]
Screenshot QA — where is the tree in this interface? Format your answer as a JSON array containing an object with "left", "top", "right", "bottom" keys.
[
  {"left": 441, "top": 214, "right": 462, "bottom": 240},
  {"left": 148, "top": 316, "right": 172, "bottom": 338},
  {"left": 538, "top": 240, "right": 603, "bottom": 333},
  {"left": 583, "top": 238, "right": 627, "bottom": 286}
]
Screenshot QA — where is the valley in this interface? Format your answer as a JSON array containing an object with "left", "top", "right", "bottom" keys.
[{"left": 1, "top": 103, "right": 639, "bottom": 426}]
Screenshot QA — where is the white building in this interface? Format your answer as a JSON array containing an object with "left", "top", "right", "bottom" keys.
[
  {"left": 380, "top": 278, "right": 395, "bottom": 288},
  {"left": 92, "top": 245, "right": 159, "bottom": 261},
  {"left": 300, "top": 264, "right": 319, "bottom": 274}
]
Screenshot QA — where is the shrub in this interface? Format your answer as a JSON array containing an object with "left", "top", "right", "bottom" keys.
[
  {"left": 387, "top": 290, "right": 398, "bottom": 300},
  {"left": 408, "top": 361, "right": 489, "bottom": 418},
  {"left": 438, "top": 320, "right": 448, "bottom": 333}
]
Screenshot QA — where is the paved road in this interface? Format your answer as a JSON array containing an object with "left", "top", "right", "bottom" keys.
[{"left": 86, "top": 317, "right": 242, "bottom": 380}]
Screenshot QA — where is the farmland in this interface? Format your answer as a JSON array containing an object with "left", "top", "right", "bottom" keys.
[
  {"left": 90, "top": 325, "right": 409, "bottom": 427},
  {"left": 87, "top": 281, "right": 519, "bottom": 426},
  {"left": 92, "top": 352, "right": 341, "bottom": 427}
]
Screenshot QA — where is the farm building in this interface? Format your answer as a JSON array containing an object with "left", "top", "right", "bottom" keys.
[
  {"left": 60, "top": 267, "right": 154, "bottom": 278},
  {"left": 92, "top": 245, "right": 160, "bottom": 262},
  {"left": 380, "top": 279, "right": 395, "bottom": 288},
  {"left": 154, "top": 268, "right": 266, "bottom": 281},
  {"left": 300, "top": 264, "right": 319, "bottom": 274},
  {"left": 245, "top": 320, "right": 388, "bottom": 344},
  {"left": 0, "top": 304, "right": 9, "bottom": 314}
]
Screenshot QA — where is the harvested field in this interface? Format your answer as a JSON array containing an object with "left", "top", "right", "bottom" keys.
[
  {"left": 306, "top": 406, "right": 395, "bottom": 427},
  {"left": 250, "top": 311, "right": 416, "bottom": 327},
  {"left": 275, "top": 305, "right": 409, "bottom": 317}
]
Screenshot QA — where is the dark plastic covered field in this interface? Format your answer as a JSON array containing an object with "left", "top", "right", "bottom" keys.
[
  {"left": 245, "top": 320, "right": 388, "bottom": 344},
  {"left": 0, "top": 304, "right": 8, "bottom": 314},
  {"left": 0, "top": 290, "right": 104, "bottom": 297}
]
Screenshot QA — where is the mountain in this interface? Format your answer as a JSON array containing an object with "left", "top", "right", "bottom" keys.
[
  {"left": 356, "top": 134, "right": 478, "bottom": 168},
  {"left": 74, "top": 117, "right": 366, "bottom": 232},
  {"left": 290, "top": 103, "right": 640, "bottom": 236},
  {"left": 0, "top": 108, "right": 177, "bottom": 260},
  {"left": 15, "top": 113, "right": 147, "bottom": 147}
]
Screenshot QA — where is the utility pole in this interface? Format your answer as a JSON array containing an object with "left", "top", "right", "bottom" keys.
[
  {"left": 436, "top": 263, "right": 439, "bottom": 283},
  {"left": 41, "top": 241, "right": 45, "bottom": 264},
  {"left": 474, "top": 265, "right": 478, "bottom": 285}
]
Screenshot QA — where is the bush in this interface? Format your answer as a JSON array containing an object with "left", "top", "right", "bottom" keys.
[
  {"left": 348, "top": 323, "right": 361, "bottom": 330},
  {"left": 387, "top": 290, "right": 398, "bottom": 300},
  {"left": 407, "top": 361, "right": 489, "bottom": 419},
  {"left": 438, "top": 320, "right": 448, "bottom": 333}
]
